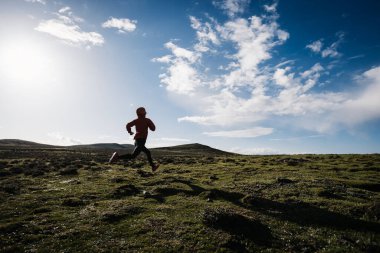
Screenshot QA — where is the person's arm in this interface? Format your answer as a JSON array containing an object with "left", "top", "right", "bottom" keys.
[
  {"left": 147, "top": 118, "right": 156, "bottom": 131},
  {"left": 126, "top": 120, "right": 136, "bottom": 135}
]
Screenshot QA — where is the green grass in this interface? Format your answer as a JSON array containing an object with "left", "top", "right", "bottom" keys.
[{"left": 0, "top": 150, "right": 379, "bottom": 252}]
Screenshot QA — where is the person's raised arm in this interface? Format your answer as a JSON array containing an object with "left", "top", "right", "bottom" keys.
[
  {"left": 126, "top": 120, "right": 136, "bottom": 135},
  {"left": 147, "top": 119, "right": 156, "bottom": 131}
]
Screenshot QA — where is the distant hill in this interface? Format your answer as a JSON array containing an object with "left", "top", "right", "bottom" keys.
[
  {"left": 0, "top": 139, "right": 55, "bottom": 148},
  {"left": 0, "top": 139, "right": 232, "bottom": 155},
  {"left": 69, "top": 143, "right": 134, "bottom": 150},
  {"left": 153, "top": 143, "right": 233, "bottom": 155}
]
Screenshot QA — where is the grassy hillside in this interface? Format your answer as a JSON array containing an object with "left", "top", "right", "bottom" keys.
[{"left": 0, "top": 146, "right": 379, "bottom": 252}]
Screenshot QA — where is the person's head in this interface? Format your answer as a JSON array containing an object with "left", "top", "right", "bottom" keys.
[{"left": 136, "top": 107, "right": 146, "bottom": 118}]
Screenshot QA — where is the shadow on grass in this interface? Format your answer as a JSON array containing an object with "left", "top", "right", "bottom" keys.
[
  {"left": 243, "top": 196, "right": 380, "bottom": 233},
  {"left": 155, "top": 178, "right": 380, "bottom": 233},
  {"left": 203, "top": 207, "right": 272, "bottom": 246}
]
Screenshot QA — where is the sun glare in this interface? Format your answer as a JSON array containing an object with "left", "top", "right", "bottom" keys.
[{"left": 0, "top": 39, "right": 57, "bottom": 90}]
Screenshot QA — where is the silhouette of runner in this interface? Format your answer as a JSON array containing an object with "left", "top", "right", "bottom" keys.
[{"left": 109, "top": 107, "right": 159, "bottom": 172}]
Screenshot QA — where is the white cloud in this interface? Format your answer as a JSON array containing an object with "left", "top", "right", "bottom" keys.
[
  {"left": 154, "top": 4, "right": 378, "bottom": 137},
  {"left": 35, "top": 8, "right": 104, "bottom": 48},
  {"left": 58, "top": 6, "right": 71, "bottom": 14},
  {"left": 165, "top": 42, "right": 199, "bottom": 63},
  {"left": 155, "top": 41, "right": 201, "bottom": 94},
  {"left": 306, "top": 40, "right": 323, "bottom": 53},
  {"left": 47, "top": 132, "right": 82, "bottom": 146},
  {"left": 264, "top": 3, "right": 277, "bottom": 13},
  {"left": 335, "top": 66, "right": 380, "bottom": 126},
  {"left": 213, "top": 0, "right": 251, "bottom": 17},
  {"left": 229, "top": 147, "right": 279, "bottom": 155},
  {"left": 159, "top": 59, "right": 201, "bottom": 94},
  {"left": 348, "top": 54, "right": 365, "bottom": 60},
  {"left": 25, "top": 0, "right": 46, "bottom": 4},
  {"left": 270, "top": 135, "right": 323, "bottom": 141},
  {"left": 160, "top": 137, "right": 191, "bottom": 142},
  {"left": 102, "top": 17, "right": 137, "bottom": 33},
  {"left": 190, "top": 16, "right": 220, "bottom": 52},
  {"left": 204, "top": 127, "right": 273, "bottom": 138},
  {"left": 151, "top": 55, "right": 172, "bottom": 63},
  {"left": 273, "top": 67, "right": 294, "bottom": 87},
  {"left": 306, "top": 33, "right": 344, "bottom": 58},
  {"left": 321, "top": 44, "right": 340, "bottom": 58}
]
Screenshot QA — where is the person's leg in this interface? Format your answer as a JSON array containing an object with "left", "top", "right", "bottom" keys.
[
  {"left": 138, "top": 140, "right": 159, "bottom": 171},
  {"left": 141, "top": 145, "right": 154, "bottom": 167},
  {"left": 119, "top": 140, "right": 142, "bottom": 160}
]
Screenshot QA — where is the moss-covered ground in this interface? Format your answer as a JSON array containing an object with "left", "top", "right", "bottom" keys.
[{"left": 0, "top": 149, "right": 379, "bottom": 252}]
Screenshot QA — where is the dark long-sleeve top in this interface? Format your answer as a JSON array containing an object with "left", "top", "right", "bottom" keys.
[{"left": 126, "top": 117, "right": 155, "bottom": 140}]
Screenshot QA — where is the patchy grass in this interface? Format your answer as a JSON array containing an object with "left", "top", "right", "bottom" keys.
[{"left": 0, "top": 149, "right": 379, "bottom": 252}]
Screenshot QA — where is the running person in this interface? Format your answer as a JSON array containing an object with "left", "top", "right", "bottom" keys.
[{"left": 109, "top": 107, "right": 159, "bottom": 172}]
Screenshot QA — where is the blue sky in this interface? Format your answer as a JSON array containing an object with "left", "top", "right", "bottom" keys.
[{"left": 0, "top": 0, "right": 379, "bottom": 154}]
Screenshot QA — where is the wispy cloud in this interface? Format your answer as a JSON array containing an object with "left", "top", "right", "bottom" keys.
[
  {"left": 306, "top": 32, "right": 344, "bottom": 58},
  {"left": 348, "top": 54, "right": 365, "bottom": 60},
  {"left": 306, "top": 40, "right": 323, "bottom": 53},
  {"left": 47, "top": 132, "right": 82, "bottom": 146},
  {"left": 102, "top": 17, "right": 137, "bottom": 33},
  {"left": 25, "top": 0, "right": 46, "bottom": 5},
  {"left": 35, "top": 7, "right": 104, "bottom": 48},
  {"left": 335, "top": 66, "right": 380, "bottom": 126},
  {"left": 149, "top": 137, "right": 191, "bottom": 148},
  {"left": 270, "top": 135, "right": 323, "bottom": 141},
  {"left": 152, "top": 41, "right": 201, "bottom": 94},
  {"left": 58, "top": 6, "right": 71, "bottom": 14},
  {"left": 213, "top": 0, "right": 251, "bottom": 18},
  {"left": 204, "top": 127, "right": 273, "bottom": 138},
  {"left": 154, "top": 3, "right": 378, "bottom": 137},
  {"left": 229, "top": 146, "right": 279, "bottom": 155},
  {"left": 190, "top": 16, "right": 220, "bottom": 52}
]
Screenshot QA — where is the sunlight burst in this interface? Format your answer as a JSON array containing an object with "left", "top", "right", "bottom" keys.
[{"left": 0, "top": 40, "right": 56, "bottom": 89}]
